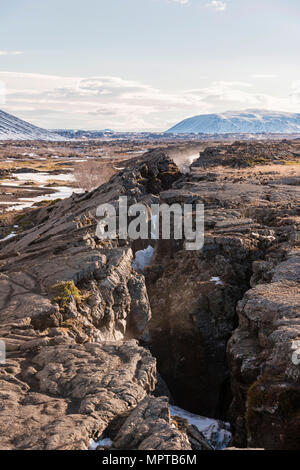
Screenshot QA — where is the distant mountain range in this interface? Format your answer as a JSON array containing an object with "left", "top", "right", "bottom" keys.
[
  {"left": 0, "top": 109, "right": 63, "bottom": 141},
  {"left": 166, "top": 110, "right": 300, "bottom": 134},
  {"left": 2, "top": 108, "right": 300, "bottom": 141},
  {"left": 54, "top": 129, "right": 115, "bottom": 139}
]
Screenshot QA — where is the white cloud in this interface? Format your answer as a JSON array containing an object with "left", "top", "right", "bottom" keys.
[
  {"left": 167, "top": 0, "right": 228, "bottom": 9},
  {"left": 292, "top": 80, "right": 300, "bottom": 91},
  {"left": 252, "top": 74, "right": 277, "bottom": 79},
  {"left": 169, "top": 0, "right": 227, "bottom": 7},
  {"left": 206, "top": 1, "right": 227, "bottom": 11},
  {"left": 0, "top": 51, "right": 23, "bottom": 56},
  {"left": 0, "top": 72, "right": 298, "bottom": 131},
  {"left": 291, "top": 80, "right": 300, "bottom": 104}
]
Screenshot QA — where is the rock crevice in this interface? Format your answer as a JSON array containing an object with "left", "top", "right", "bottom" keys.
[{"left": 0, "top": 143, "right": 299, "bottom": 450}]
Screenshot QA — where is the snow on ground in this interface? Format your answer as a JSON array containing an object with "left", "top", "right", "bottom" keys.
[
  {"left": 12, "top": 172, "right": 75, "bottom": 184},
  {"left": 169, "top": 405, "right": 232, "bottom": 450},
  {"left": 6, "top": 186, "right": 83, "bottom": 212},
  {"left": 132, "top": 245, "right": 154, "bottom": 271},
  {"left": 0, "top": 109, "right": 64, "bottom": 141},
  {"left": 132, "top": 212, "right": 158, "bottom": 271},
  {"left": 89, "top": 438, "right": 113, "bottom": 450},
  {"left": 210, "top": 276, "right": 224, "bottom": 286},
  {"left": 167, "top": 109, "right": 300, "bottom": 134},
  {"left": 126, "top": 150, "right": 147, "bottom": 155},
  {"left": 0, "top": 231, "right": 17, "bottom": 242},
  {"left": 0, "top": 181, "right": 23, "bottom": 187},
  {"left": 0, "top": 171, "right": 82, "bottom": 211}
]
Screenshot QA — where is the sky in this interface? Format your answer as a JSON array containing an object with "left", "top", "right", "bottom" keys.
[{"left": 0, "top": 0, "right": 299, "bottom": 131}]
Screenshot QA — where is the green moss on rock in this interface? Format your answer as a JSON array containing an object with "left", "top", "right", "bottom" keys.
[
  {"left": 246, "top": 374, "right": 300, "bottom": 437},
  {"left": 50, "top": 281, "right": 82, "bottom": 309}
]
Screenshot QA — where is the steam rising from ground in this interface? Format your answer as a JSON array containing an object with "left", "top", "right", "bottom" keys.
[{"left": 171, "top": 151, "right": 200, "bottom": 173}]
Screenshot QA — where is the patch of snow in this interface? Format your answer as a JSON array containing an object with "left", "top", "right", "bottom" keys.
[
  {"left": 0, "top": 181, "right": 22, "bottom": 187},
  {"left": 210, "top": 276, "right": 224, "bottom": 286},
  {"left": 0, "top": 201, "right": 20, "bottom": 205},
  {"left": 126, "top": 150, "right": 146, "bottom": 155},
  {"left": 6, "top": 202, "right": 36, "bottom": 211},
  {"left": 132, "top": 245, "right": 154, "bottom": 271},
  {"left": 170, "top": 405, "right": 231, "bottom": 450},
  {"left": 12, "top": 172, "right": 75, "bottom": 184},
  {"left": 89, "top": 438, "right": 113, "bottom": 450},
  {"left": 5, "top": 186, "right": 83, "bottom": 212},
  {"left": 0, "top": 231, "right": 16, "bottom": 242}
]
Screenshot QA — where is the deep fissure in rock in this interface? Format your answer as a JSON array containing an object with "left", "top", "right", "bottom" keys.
[
  {"left": 143, "top": 234, "right": 267, "bottom": 422},
  {"left": 145, "top": 272, "right": 250, "bottom": 420}
]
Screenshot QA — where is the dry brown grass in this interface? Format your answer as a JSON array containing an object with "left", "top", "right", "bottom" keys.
[
  {"left": 73, "top": 160, "right": 115, "bottom": 191},
  {"left": 202, "top": 162, "right": 300, "bottom": 178},
  {"left": 0, "top": 212, "right": 15, "bottom": 226},
  {"left": 0, "top": 159, "right": 70, "bottom": 172}
]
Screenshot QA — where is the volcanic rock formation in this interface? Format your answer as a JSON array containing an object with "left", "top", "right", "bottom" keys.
[{"left": 0, "top": 142, "right": 299, "bottom": 450}]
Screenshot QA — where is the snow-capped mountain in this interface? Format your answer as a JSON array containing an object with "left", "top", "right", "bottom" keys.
[
  {"left": 0, "top": 109, "right": 64, "bottom": 141},
  {"left": 167, "top": 110, "right": 300, "bottom": 134}
]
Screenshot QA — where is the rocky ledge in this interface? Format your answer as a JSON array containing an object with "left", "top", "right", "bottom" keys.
[{"left": 0, "top": 142, "right": 299, "bottom": 450}]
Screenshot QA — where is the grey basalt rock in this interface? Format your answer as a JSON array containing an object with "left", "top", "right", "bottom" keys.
[
  {"left": 0, "top": 145, "right": 299, "bottom": 450},
  {"left": 0, "top": 341, "right": 156, "bottom": 450},
  {"left": 144, "top": 148, "right": 300, "bottom": 449},
  {"left": 0, "top": 151, "right": 183, "bottom": 450},
  {"left": 113, "top": 396, "right": 192, "bottom": 450},
  {"left": 145, "top": 210, "right": 273, "bottom": 417},
  {"left": 228, "top": 249, "right": 300, "bottom": 449}
]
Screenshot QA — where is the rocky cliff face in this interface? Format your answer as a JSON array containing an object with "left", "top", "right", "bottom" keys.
[
  {"left": 0, "top": 151, "right": 186, "bottom": 450},
  {"left": 0, "top": 142, "right": 299, "bottom": 450},
  {"left": 145, "top": 142, "right": 299, "bottom": 449},
  {"left": 191, "top": 140, "right": 300, "bottom": 169},
  {"left": 228, "top": 249, "right": 300, "bottom": 449},
  {"left": 145, "top": 220, "right": 264, "bottom": 418},
  {"left": 145, "top": 153, "right": 291, "bottom": 419}
]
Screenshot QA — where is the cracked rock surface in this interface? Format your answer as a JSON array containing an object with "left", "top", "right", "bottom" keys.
[
  {"left": 0, "top": 151, "right": 186, "bottom": 450},
  {"left": 0, "top": 142, "right": 299, "bottom": 450}
]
